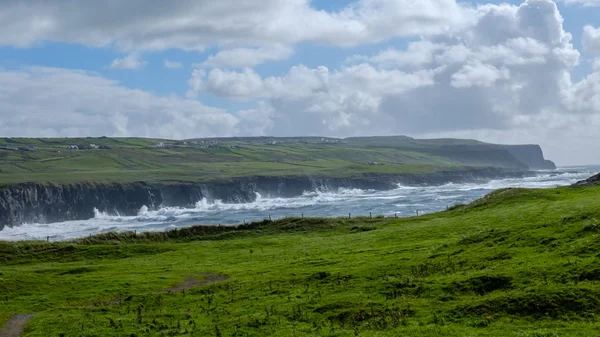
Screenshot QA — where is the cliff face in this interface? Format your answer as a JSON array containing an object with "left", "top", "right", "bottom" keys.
[
  {"left": 0, "top": 168, "right": 536, "bottom": 230},
  {"left": 0, "top": 182, "right": 163, "bottom": 228},
  {"left": 427, "top": 145, "right": 529, "bottom": 170},
  {"left": 495, "top": 145, "right": 556, "bottom": 170}
]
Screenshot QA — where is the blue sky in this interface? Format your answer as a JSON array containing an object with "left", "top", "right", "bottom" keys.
[
  {"left": 0, "top": 0, "right": 599, "bottom": 164},
  {"left": 0, "top": 0, "right": 595, "bottom": 95}
]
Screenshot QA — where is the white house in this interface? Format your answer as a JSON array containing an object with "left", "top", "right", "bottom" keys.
[{"left": 68, "top": 145, "right": 79, "bottom": 150}]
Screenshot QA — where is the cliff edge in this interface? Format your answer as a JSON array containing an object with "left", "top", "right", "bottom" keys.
[
  {"left": 495, "top": 144, "right": 556, "bottom": 170},
  {"left": 0, "top": 168, "right": 537, "bottom": 230}
]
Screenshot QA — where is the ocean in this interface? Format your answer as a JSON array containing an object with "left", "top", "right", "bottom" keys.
[{"left": 0, "top": 166, "right": 597, "bottom": 241}]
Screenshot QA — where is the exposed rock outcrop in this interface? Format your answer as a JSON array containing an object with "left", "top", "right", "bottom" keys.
[
  {"left": 0, "top": 182, "right": 163, "bottom": 227},
  {"left": 0, "top": 167, "right": 539, "bottom": 230},
  {"left": 571, "top": 172, "right": 600, "bottom": 187}
]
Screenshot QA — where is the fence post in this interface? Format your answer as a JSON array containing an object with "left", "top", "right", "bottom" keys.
[
  {"left": 301, "top": 213, "right": 303, "bottom": 218},
  {"left": 395, "top": 213, "right": 397, "bottom": 218},
  {"left": 416, "top": 210, "right": 419, "bottom": 217},
  {"left": 349, "top": 213, "right": 351, "bottom": 219},
  {"left": 46, "top": 236, "right": 49, "bottom": 243},
  {"left": 369, "top": 212, "right": 372, "bottom": 218},
  {"left": 269, "top": 214, "right": 272, "bottom": 221}
]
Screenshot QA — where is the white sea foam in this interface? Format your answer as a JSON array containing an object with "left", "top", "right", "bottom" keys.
[{"left": 0, "top": 168, "right": 595, "bottom": 241}]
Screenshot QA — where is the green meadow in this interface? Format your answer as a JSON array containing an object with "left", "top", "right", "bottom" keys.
[
  {"left": 0, "top": 136, "right": 527, "bottom": 186},
  {"left": 2, "top": 183, "right": 600, "bottom": 336}
]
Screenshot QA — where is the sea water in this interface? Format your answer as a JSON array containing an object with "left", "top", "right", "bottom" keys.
[{"left": 0, "top": 166, "right": 597, "bottom": 241}]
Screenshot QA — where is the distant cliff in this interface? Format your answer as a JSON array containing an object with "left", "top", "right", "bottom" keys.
[
  {"left": 494, "top": 145, "right": 556, "bottom": 170},
  {"left": 345, "top": 137, "right": 556, "bottom": 170},
  {"left": 0, "top": 167, "right": 536, "bottom": 230}
]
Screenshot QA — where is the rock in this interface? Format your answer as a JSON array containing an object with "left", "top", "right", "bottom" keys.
[
  {"left": 0, "top": 168, "right": 541, "bottom": 230},
  {"left": 571, "top": 173, "right": 600, "bottom": 187},
  {"left": 496, "top": 145, "right": 557, "bottom": 170}
]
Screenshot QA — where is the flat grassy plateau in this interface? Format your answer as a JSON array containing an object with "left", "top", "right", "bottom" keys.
[
  {"left": 0, "top": 136, "right": 520, "bottom": 186},
  {"left": 2, "top": 184, "right": 600, "bottom": 336}
]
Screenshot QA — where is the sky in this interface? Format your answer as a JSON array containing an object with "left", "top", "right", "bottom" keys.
[{"left": 0, "top": 0, "right": 599, "bottom": 165}]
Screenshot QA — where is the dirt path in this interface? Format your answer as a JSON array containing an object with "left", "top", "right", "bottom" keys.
[
  {"left": 0, "top": 314, "right": 33, "bottom": 337},
  {"left": 167, "top": 273, "right": 229, "bottom": 293}
]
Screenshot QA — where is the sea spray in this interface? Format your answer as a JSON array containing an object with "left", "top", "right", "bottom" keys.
[{"left": 0, "top": 168, "right": 595, "bottom": 242}]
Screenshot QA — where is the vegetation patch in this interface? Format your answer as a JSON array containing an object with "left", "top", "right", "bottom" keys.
[
  {"left": 350, "top": 226, "right": 377, "bottom": 232},
  {"left": 0, "top": 136, "right": 525, "bottom": 186},
  {"left": 455, "top": 288, "right": 600, "bottom": 319},
  {"left": 578, "top": 267, "right": 600, "bottom": 282},
  {"left": 446, "top": 275, "right": 513, "bottom": 295},
  {"left": 332, "top": 305, "right": 415, "bottom": 330},
  {"left": 1, "top": 183, "right": 600, "bottom": 335},
  {"left": 58, "top": 267, "right": 95, "bottom": 275},
  {"left": 0, "top": 242, "right": 173, "bottom": 264},
  {"left": 458, "top": 228, "right": 510, "bottom": 246}
]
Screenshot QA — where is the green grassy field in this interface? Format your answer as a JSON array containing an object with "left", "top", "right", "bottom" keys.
[
  {"left": 0, "top": 136, "right": 533, "bottom": 186},
  {"left": 1, "top": 183, "right": 600, "bottom": 336}
]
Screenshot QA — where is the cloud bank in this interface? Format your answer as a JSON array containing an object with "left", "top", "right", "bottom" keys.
[{"left": 0, "top": 0, "right": 598, "bottom": 164}]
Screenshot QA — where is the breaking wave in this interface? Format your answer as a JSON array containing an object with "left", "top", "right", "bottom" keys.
[{"left": 0, "top": 167, "right": 596, "bottom": 241}]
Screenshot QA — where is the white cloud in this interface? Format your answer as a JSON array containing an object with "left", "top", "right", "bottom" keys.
[
  {"left": 186, "top": 63, "right": 441, "bottom": 135},
  {"left": 451, "top": 62, "right": 510, "bottom": 88},
  {"left": 566, "top": 60, "right": 600, "bottom": 113},
  {"left": 561, "top": 0, "right": 600, "bottom": 6},
  {"left": 109, "top": 52, "right": 147, "bottom": 70},
  {"left": 1, "top": 0, "right": 600, "bottom": 164},
  {"left": 203, "top": 45, "right": 293, "bottom": 68},
  {"left": 594, "top": 58, "right": 600, "bottom": 71},
  {"left": 180, "top": 0, "right": 600, "bottom": 165},
  {"left": 583, "top": 25, "right": 600, "bottom": 52},
  {"left": 186, "top": 68, "right": 265, "bottom": 100},
  {"left": 188, "top": 64, "right": 439, "bottom": 101},
  {"left": 164, "top": 60, "right": 183, "bottom": 69},
  {"left": 0, "top": 0, "right": 472, "bottom": 51},
  {"left": 0, "top": 66, "right": 263, "bottom": 138},
  {"left": 235, "top": 102, "right": 275, "bottom": 136},
  {"left": 203, "top": 68, "right": 266, "bottom": 100},
  {"left": 347, "top": 41, "right": 445, "bottom": 69}
]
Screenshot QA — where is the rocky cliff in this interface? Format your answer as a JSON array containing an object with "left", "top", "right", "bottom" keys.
[
  {"left": 0, "top": 167, "right": 539, "bottom": 230},
  {"left": 495, "top": 145, "right": 556, "bottom": 170},
  {"left": 0, "top": 182, "right": 163, "bottom": 228}
]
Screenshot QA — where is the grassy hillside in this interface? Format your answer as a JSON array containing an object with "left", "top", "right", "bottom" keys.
[
  {"left": 0, "top": 136, "right": 535, "bottom": 186},
  {"left": 1, "top": 183, "right": 600, "bottom": 336}
]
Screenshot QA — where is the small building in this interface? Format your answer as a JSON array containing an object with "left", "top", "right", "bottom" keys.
[
  {"left": 68, "top": 145, "right": 79, "bottom": 150},
  {"left": 89, "top": 144, "right": 99, "bottom": 149},
  {"left": 24, "top": 146, "right": 36, "bottom": 151},
  {"left": 4, "top": 145, "right": 18, "bottom": 151},
  {"left": 155, "top": 142, "right": 165, "bottom": 148}
]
